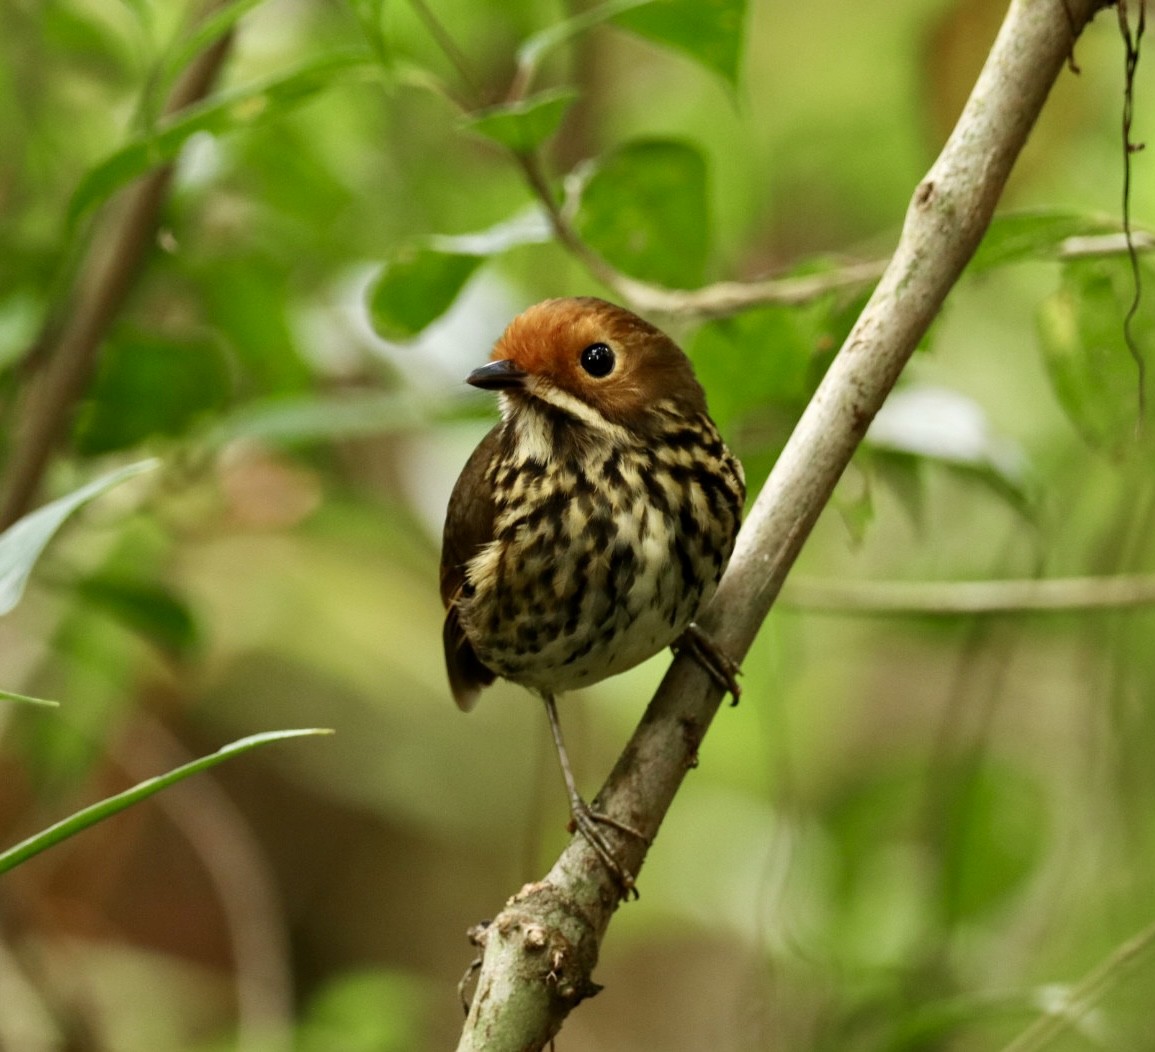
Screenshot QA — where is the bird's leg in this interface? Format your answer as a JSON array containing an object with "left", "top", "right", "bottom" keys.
[
  {"left": 543, "top": 694, "right": 647, "bottom": 898},
  {"left": 673, "top": 622, "right": 742, "bottom": 705}
]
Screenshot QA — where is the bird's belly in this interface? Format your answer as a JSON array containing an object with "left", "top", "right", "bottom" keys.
[{"left": 460, "top": 503, "right": 710, "bottom": 695}]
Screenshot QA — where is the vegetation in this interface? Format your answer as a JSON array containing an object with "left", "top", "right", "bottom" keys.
[{"left": 0, "top": 0, "right": 1152, "bottom": 1049}]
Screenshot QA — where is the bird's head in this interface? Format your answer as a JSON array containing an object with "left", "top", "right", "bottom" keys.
[{"left": 466, "top": 297, "right": 707, "bottom": 435}]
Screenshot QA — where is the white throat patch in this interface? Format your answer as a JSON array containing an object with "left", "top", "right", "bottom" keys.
[{"left": 501, "top": 381, "right": 632, "bottom": 461}]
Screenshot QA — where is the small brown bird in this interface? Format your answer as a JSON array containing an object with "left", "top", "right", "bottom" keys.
[{"left": 440, "top": 297, "right": 745, "bottom": 888}]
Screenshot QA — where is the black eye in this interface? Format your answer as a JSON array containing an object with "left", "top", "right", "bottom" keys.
[{"left": 579, "top": 342, "right": 615, "bottom": 378}]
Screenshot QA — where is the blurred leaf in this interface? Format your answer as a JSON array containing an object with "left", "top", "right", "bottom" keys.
[
  {"left": 1037, "top": 258, "right": 1152, "bottom": 457},
  {"left": 615, "top": 0, "right": 747, "bottom": 88},
  {"left": 866, "top": 385, "right": 1031, "bottom": 505},
  {"left": 0, "top": 689, "right": 60, "bottom": 707},
  {"left": 0, "top": 728, "right": 333, "bottom": 874},
  {"left": 833, "top": 470, "right": 874, "bottom": 547},
  {"left": 938, "top": 762, "right": 1047, "bottom": 923},
  {"left": 68, "top": 50, "right": 375, "bottom": 223},
  {"left": 367, "top": 249, "right": 482, "bottom": 341},
  {"left": 43, "top": 1, "right": 134, "bottom": 78},
  {"left": 0, "top": 291, "right": 42, "bottom": 372},
  {"left": 298, "top": 969, "right": 427, "bottom": 1052},
  {"left": 574, "top": 138, "right": 709, "bottom": 287},
  {"left": 348, "top": 0, "right": 390, "bottom": 62},
  {"left": 73, "top": 575, "right": 201, "bottom": 660},
  {"left": 204, "top": 391, "right": 468, "bottom": 447},
  {"left": 0, "top": 460, "right": 158, "bottom": 617},
  {"left": 197, "top": 255, "right": 313, "bottom": 396},
  {"left": 825, "top": 766, "right": 932, "bottom": 970},
  {"left": 365, "top": 208, "right": 553, "bottom": 342},
  {"left": 870, "top": 454, "right": 926, "bottom": 530},
  {"left": 427, "top": 207, "right": 552, "bottom": 256},
  {"left": 113, "top": 0, "right": 154, "bottom": 27},
  {"left": 517, "top": 0, "right": 657, "bottom": 78},
  {"left": 460, "top": 87, "right": 578, "bottom": 152},
  {"left": 691, "top": 304, "right": 813, "bottom": 430},
  {"left": 971, "top": 209, "right": 1118, "bottom": 273},
  {"left": 72, "top": 329, "right": 233, "bottom": 455}
]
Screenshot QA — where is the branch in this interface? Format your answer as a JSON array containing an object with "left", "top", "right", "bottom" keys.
[
  {"left": 521, "top": 151, "right": 889, "bottom": 318},
  {"left": 0, "top": 21, "right": 234, "bottom": 530},
  {"left": 456, "top": 0, "right": 1112, "bottom": 1047},
  {"left": 781, "top": 573, "right": 1155, "bottom": 615}
]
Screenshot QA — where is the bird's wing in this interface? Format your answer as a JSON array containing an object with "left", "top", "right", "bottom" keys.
[{"left": 440, "top": 425, "right": 503, "bottom": 710}]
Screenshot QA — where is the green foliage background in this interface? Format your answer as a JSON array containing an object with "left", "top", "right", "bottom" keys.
[{"left": 1, "top": 0, "right": 1154, "bottom": 1048}]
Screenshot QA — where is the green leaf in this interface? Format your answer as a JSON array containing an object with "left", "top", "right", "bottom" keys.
[
  {"left": 1037, "top": 258, "right": 1152, "bottom": 457},
  {"left": 970, "top": 209, "right": 1119, "bottom": 273},
  {"left": 367, "top": 249, "right": 482, "bottom": 341},
  {"left": 689, "top": 304, "right": 816, "bottom": 495},
  {"left": 614, "top": 0, "right": 747, "bottom": 88},
  {"left": 0, "top": 460, "right": 159, "bottom": 617},
  {"left": 0, "top": 728, "right": 333, "bottom": 874},
  {"left": 691, "top": 305, "right": 813, "bottom": 427},
  {"left": 364, "top": 209, "right": 553, "bottom": 342},
  {"left": 72, "top": 329, "right": 233, "bottom": 455},
  {"left": 68, "top": 50, "right": 375, "bottom": 223},
  {"left": 0, "top": 689, "right": 60, "bottom": 708},
  {"left": 73, "top": 576, "right": 201, "bottom": 660},
  {"left": 460, "top": 87, "right": 578, "bottom": 153},
  {"left": 197, "top": 255, "right": 313, "bottom": 396},
  {"left": 574, "top": 138, "right": 710, "bottom": 287}
]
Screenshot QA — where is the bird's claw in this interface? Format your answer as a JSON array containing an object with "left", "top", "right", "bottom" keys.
[
  {"left": 674, "top": 622, "right": 742, "bottom": 704},
  {"left": 568, "top": 802, "right": 648, "bottom": 900}
]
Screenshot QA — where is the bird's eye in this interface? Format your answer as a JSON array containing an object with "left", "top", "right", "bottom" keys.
[{"left": 579, "top": 342, "right": 615, "bottom": 378}]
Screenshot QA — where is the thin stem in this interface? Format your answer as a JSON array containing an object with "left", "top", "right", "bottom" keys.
[
  {"left": 1000, "top": 917, "right": 1155, "bottom": 1052},
  {"left": 780, "top": 573, "right": 1155, "bottom": 615},
  {"left": 406, "top": 0, "right": 485, "bottom": 105},
  {"left": 1117, "top": 0, "right": 1147, "bottom": 428}
]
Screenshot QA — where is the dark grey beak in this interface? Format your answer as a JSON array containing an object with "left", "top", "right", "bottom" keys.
[{"left": 467, "top": 359, "right": 528, "bottom": 390}]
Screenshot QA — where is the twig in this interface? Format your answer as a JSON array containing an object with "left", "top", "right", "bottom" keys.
[
  {"left": 455, "top": 1, "right": 1113, "bottom": 1048},
  {"left": 1116, "top": 0, "right": 1147, "bottom": 427},
  {"left": 406, "top": 0, "right": 485, "bottom": 104},
  {"left": 1000, "top": 916, "right": 1155, "bottom": 1052},
  {"left": 113, "top": 719, "right": 296, "bottom": 1052},
  {"left": 779, "top": 573, "right": 1155, "bottom": 615},
  {"left": 1059, "top": 229, "right": 1155, "bottom": 259},
  {"left": 0, "top": 21, "right": 234, "bottom": 530},
  {"left": 526, "top": 149, "right": 889, "bottom": 318}
]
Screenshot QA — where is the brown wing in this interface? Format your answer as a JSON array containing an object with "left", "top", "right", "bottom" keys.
[{"left": 440, "top": 425, "right": 503, "bottom": 711}]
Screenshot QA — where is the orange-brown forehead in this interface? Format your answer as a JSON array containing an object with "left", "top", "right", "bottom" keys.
[{"left": 491, "top": 299, "right": 621, "bottom": 375}]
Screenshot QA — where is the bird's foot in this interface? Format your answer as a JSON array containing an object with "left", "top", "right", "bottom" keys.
[
  {"left": 567, "top": 800, "right": 649, "bottom": 901},
  {"left": 674, "top": 622, "right": 742, "bottom": 705},
  {"left": 543, "top": 693, "right": 648, "bottom": 899}
]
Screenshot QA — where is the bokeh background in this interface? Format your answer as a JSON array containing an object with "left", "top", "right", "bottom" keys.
[{"left": 2, "top": 0, "right": 1154, "bottom": 1049}]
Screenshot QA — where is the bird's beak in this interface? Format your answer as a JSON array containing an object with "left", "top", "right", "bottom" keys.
[{"left": 467, "top": 359, "right": 528, "bottom": 390}]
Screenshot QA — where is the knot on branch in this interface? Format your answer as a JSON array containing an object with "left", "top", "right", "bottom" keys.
[
  {"left": 504, "top": 880, "right": 602, "bottom": 1003},
  {"left": 462, "top": 879, "right": 605, "bottom": 1038}
]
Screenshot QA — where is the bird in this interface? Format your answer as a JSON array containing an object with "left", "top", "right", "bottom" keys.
[{"left": 439, "top": 296, "right": 745, "bottom": 891}]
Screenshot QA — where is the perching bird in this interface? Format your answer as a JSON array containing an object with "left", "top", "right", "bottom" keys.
[{"left": 440, "top": 296, "right": 745, "bottom": 889}]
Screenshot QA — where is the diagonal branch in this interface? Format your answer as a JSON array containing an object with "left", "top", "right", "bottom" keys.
[{"left": 455, "top": 0, "right": 1114, "bottom": 1048}]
